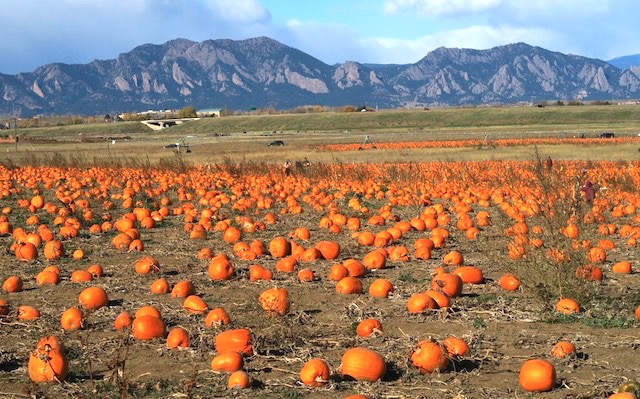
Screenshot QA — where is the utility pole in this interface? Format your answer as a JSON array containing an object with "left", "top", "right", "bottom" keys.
[{"left": 14, "top": 118, "right": 18, "bottom": 151}]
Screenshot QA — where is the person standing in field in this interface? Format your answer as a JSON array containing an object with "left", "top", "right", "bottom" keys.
[
  {"left": 283, "top": 159, "right": 292, "bottom": 176},
  {"left": 546, "top": 157, "right": 553, "bottom": 171},
  {"left": 581, "top": 180, "right": 599, "bottom": 204}
]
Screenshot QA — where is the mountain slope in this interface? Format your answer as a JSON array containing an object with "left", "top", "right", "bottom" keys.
[{"left": 1, "top": 37, "right": 639, "bottom": 117}]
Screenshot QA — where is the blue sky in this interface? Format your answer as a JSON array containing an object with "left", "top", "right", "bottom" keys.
[{"left": 2, "top": 0, "right": 639, "bottom": 74}]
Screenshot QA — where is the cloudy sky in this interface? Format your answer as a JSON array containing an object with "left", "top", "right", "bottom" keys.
[{"left": 2, "top": 0, "right": 638, "bottom": 74}]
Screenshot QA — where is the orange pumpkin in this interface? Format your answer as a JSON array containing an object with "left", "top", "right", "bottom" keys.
[
  {"left": 43, "top": 240, "right": 64, "bottom": 261},
  {"left": 498, "top": 273, "right": 521, "bottom": 291},
  {"left": 339, "top": 347, "right": 386, "bottom": 382},
  {"left": 355, "top": 318, "right": 382, "bottom": 338},
  {"left": 17, "top": 305, "right": 41, "bottom": 320},
  {"left": 166, "top": 326, "right": 190, "bottom": 349},
  {"left": 171, "top": 280, "right": 196, "bottom": 298},
  {"left": 519, "top": 359, "right": 556, "bottom": 392},
  {"left": 431, "top": 272, "right": 463, "bottom": 298},
  {"left": 410, "top": 340, "right": 450, "bottom": 373},
  {"left": 60, "top": 307, "right": 84, "bottom": 331},
  {"left": 208, "top": 254, "right": 234, "bottom": 280},
  {"left": 551, "top": 340, "right": 576, "bottom": 358},
  {"left": 205, "top": 307, "right": 231, "bottom": 328},
  {"left": 299, "top": 358, "right": 331, "bottom": 387},
  {"left": 28, "top": 336, "right": 68, "bottom": 383},
  {"left": 134, "top": 256, "right": 160, "bottom": 275},
  {"left": 70, "top": 269, "right": 93, "bottom": 283},
  {"left": 368, "top": 278, "right": 394, "bottom": 298},
  {"left": 215, "top": 329, "right": 253, "bottom": 356},
  {"left": 335, "top": 276, "right": 363, "bottom": 295},
  {"left": 315, "top": 240, "right": 341, "bottom": 260},
  {"left": 114, "top": 311, "right": 132, "bottom": 331},
  {"left": 149, "top": 278, "right": 170, "bottom": 295},
  {"left": 443, "top": 336, "right": 470, "bottom": 357},
  {"left": 210, "top": 351, "right": 244, "bottom": 373},
  {"left": 555, "top": 298, "right": 580, "bottom": 314},
  {"left": 407, "top": 293, "right": 438, "bottom": 313},
  {"left": 78, "top": 286, "right": 109, "bottom": 310},
  {"left": 452, "top": 265, "right": 484, "bottom": 284},
  {"left": 268, "top": 237, "right": 291, "bottom": 258},
  {"left": 227, "top": 370, "right": 252, "bottom": 389},
  {"left": 612, "top": 260, "right": 632, "bottom": 274},
  {"left": 132, "top": 315, "right": 166, "bottom": 340},
  {"left": 258, "top": 287, "right": 290, "bottom": 316},
  {"left": 15, "top": 242, "right": 38, "bottom": 261},
  {"left": 249, "top": 264, "right": 273, "bottom": 281},
  {"left": 183, "top": 295, "right": 209, "bottom": 314},
  {"left": 3, "top": 275, "right": 24, "bottom": 293}
]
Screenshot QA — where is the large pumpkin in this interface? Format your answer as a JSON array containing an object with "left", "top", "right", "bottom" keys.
[
  {"left": 131, "top": 315, "right": 166, "bottom": 340},
  {"left": 339, "top": 347, "right": 386, "bottom": 382},
  {"left": 28, "top": 336, "right": 68, "bottom": 383},
  {"left": 215, "top": 329, "right": 253, "bottom": 356},
  {"left": 519, "top": 359, "right": 556, "bottom": 392}
]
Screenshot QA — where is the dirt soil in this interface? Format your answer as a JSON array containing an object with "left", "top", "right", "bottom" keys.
[{"left": 0, "top": 173, "right": 639, "bottom": 399}]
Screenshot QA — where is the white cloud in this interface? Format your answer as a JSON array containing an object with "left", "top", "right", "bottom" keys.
[
  {"left": 356, "top": 25, "right": 554, "bottom": 64},
  {"left": 205, "top": 0, "right": 270, "bottom": 23},
  {"left": 384, "top": 0, "right": 503, "bottom": 16}
]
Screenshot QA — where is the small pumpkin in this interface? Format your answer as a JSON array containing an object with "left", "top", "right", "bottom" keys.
[
  {"left": 268, "top": 236, "right": 291, "bottom": 258},
  {"left": 149, "top": 278, "right": 170, "bottom": 295},
  {"left": 443, "top": 336, "right": 469, "bottom": 357},
  {"left": 166, "top": 326, "right": 190, "bottom": 349},
  {"left": 227, "top": 370, "right": 252, "bottom": 389},
  {"left": 208, "top": 254, "right": 234, "bottom": 280},
  {"left": 134, "top": 256, "right": 160, "bottom": 275},
  {"left": 555, "top": 298, "right": 580, "bottom": 315},
  {"left": 210, "top": 351, "right": 244, "bottom": 373},
  {"left": 452, "top": 265, "right": 484, "bottom": 284},
  {"left": 300, "top": 358, "right": 331, "bottom": 387},
  {"left": 410, "top": 340, "right": 450, "bottom": 373},
  {"left": 249, "top": 264, "right": 273, "bottom": 281},
  {"left": 17, "top": 305, "right": 41, "bottom": 320},
  {"left": 355, "top": 318, "right": 382, "bottom": 338},
  {"left": 183, "top": 295, "right": 209, "bottom": 314},
  {"left": 60, "top": 307, "right": 84, "bottom": 331},
  {"left": 114, "top": 311, "right": 132, "bottom": 331},
  {"left": 258, "top": 287, "right": 290, "bottom": 316},
  {"left": 171, "top": 280, "right": 196, "bottom": 298},
  {"left": 407, "top": 293, "right": 438, "bottom": 313},
  {"left": 205, "top": 307, "right": 231, "bottom": 328},
  {"left": 498, "top": 273, "right": 521, "bottom": 291},
  {"left": 551, "top": 340, "right": 576, "bottom": 358}
]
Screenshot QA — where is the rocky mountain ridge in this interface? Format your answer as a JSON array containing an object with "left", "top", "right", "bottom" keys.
[{"left": 1, "top": 36, "right": 639, "bottom": 117}]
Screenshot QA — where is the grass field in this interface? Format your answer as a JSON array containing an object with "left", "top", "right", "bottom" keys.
[{"left": 2, "top": 105, "right": 640, "bottom": 167}]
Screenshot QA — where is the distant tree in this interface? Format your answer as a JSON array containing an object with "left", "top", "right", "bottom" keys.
[{"left": 176, "top": 106, "right": 197, "bottom": 118}]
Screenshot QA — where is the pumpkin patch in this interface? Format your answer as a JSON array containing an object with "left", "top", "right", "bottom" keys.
[{"left": 0, "top": 122, "right": 638, "bottom": 398}]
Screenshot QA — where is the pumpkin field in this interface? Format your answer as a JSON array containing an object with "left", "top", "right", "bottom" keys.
[{"left": 1, "top": 107, "right": 640, "bottom": 399}]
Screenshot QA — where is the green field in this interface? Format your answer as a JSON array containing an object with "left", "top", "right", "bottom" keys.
[{"left": 2, "top": 104, "right": 640, "bottom": 166}]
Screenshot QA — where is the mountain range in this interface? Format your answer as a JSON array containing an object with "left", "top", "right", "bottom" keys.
[{"left": 1, "top": 36, "right": 639, "bottom": 117}]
